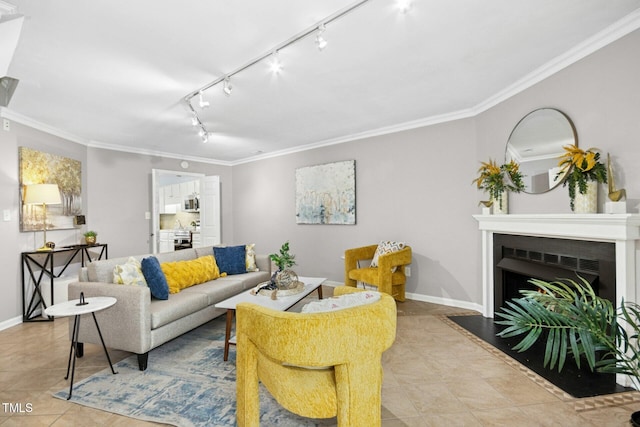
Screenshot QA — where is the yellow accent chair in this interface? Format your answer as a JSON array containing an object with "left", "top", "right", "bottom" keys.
[
  {"left": 344, "top": 244, "right": 412, "bottom": 302},
  {"left": 236, "top": 286, "right": 397, "bottom": 427}
]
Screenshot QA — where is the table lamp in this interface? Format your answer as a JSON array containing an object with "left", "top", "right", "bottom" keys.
[{"left": 24, "top": 183, "right": 62, "bottom": 251}]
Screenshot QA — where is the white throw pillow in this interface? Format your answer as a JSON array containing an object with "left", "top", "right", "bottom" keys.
[
  {"left": 113, "top": 257, "right": 147, "bottom": 286},
  {"left": 370, "top": 241, "right": 405, "bottom": 271},
  {"left": 301, "top": 291, "right": 381, "bottom": 313}
]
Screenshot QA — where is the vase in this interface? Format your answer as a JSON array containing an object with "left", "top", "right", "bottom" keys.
[
  {"left": 573, "top": 181, "right": 598, "bottom": 213},
  {"left": 492, "top": 191, "right": 508, "bottom": 215},
  {"left": 85, "top": 236, "right": 96, "bottom": 245}
]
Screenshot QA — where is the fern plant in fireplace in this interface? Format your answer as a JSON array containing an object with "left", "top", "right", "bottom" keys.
[{"left": 496, "top": 277, "right": 640, "bottom": 390}]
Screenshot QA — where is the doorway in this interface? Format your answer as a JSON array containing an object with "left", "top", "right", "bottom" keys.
[{"left": 150, "top": 169, "right": 205, "bottom": 254}]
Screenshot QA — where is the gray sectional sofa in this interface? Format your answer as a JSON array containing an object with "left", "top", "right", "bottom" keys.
[{"left": 68, "top": 246, "right": 271, "bottom": 370}]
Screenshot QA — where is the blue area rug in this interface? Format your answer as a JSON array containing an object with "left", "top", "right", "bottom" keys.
[{"left": 53, "top": 316, "right": 332, "bottom": 426}]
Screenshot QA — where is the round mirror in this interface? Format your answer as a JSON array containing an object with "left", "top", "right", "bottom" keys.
[{"left": 505, "top": 108, "right": 577, "bottom": 194}]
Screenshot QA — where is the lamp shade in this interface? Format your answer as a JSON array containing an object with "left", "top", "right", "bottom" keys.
[{"left": 24, "top": 184, "right": 62, "bottom": 205}]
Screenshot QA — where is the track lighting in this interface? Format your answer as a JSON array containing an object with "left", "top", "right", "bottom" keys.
[
  {"left": 315, "top": 24, "right": 327, "bottom": 51},
  {"left": 396, "top": 0, "right": 412, "bottom": 13},
  {"left": 198, "top": 91, "right": 209, "bottom": 109},
  {"left": 183, "top": 0, "right": 374, "bottom": 143},
  {"left": 269, "top": 51, "right": 282, "bottom": 74},
  {"left": 223, "top": 77, "right": 233, "bottom": 96}
]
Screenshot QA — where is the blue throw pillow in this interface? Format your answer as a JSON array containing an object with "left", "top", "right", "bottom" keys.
[
  {"left": 213, "top": 245, "right": 247, "bottom": 275},
  {"left": 141, "top": 256, "right": 169, "bottom": 300}
]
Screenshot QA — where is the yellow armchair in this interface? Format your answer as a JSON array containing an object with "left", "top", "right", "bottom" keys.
[
  {"left": 236, "top": 286, "right": 397, "bottom": 427},
  {"left": 345, "top": 244, "right": 412, "bottom": 301}
]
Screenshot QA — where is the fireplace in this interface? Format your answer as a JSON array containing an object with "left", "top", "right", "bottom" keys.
[
  {"left": 474, "top": 213, "right": 640, "bottom": 388},
  {"left": 493, "top": 234, "right": 615, "bottom": 315}
]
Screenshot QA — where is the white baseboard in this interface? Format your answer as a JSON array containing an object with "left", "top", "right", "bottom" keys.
[
  {"left": 0, "top": 315, "right": 23, "bottom": 332},
  {"left": 322, "top": 281, "right": 483, "bottom": 314},
  {"left": 405, "top": 291, "right": 483, "bottom": 313}
]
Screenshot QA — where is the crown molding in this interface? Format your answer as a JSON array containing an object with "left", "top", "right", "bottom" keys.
[
  {"left": 472, "top": 7, "right": 640, "bottom": 115},
  {"left": 0, "top": 1, "right": 17, "bottom": 16},
  {"left": 230, "top": 108, "right": 476, "bottom": 165},
  {"left": 0, "top": 107, "right": 90, "bottom": 145},
  {"left": 3, "top": 9, "right": 640, "bottom": 166},
  {"left": 86, "top": 139, "right": 233, "bottom": 167}
]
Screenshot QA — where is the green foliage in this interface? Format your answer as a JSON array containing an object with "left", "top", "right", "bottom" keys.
[
  {"left": 83, "top": 230, "right": 97, "bottom": 237},
  {"left": 473, "top": 159, "right": 526, "bottom": 209},
  {"left": 269, "top": 241, "right": 296, "bottom": 271},
  {"left": 496, "top": 277, "right": 640, "bottom": 389}
]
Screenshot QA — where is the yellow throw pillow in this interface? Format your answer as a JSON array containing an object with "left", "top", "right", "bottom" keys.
[
  {"left": 113, "top": 257, "right": 147, "bottom": 286},
  {"left": 161, "top": 255, "right": 223, "bottom": 294}
]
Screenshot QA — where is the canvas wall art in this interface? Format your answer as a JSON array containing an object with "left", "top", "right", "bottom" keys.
[
  {"left": 295, "top": 160, "right": 355, "bottom": 225},
  {"left": 19, "top": 147, "right": 82, "bottom": 232}
]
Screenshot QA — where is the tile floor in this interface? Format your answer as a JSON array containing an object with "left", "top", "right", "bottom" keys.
[{"left": 1, "top": 287, "right": 639, "bottom": 426}]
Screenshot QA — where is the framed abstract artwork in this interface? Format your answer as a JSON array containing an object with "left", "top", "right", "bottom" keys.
[
  {"left": 19, "top": 147, "right": 82, "bottom": 232},
  {"left": 295, "top": 160, "right": 356, "bottom": 225}
]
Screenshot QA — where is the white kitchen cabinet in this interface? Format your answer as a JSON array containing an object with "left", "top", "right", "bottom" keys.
[
  {"left": 191, "top": 232, "right": 201, "bottom": 248},
  {"left": 158, "top": 230, "right": 175, "bottom": 253}
]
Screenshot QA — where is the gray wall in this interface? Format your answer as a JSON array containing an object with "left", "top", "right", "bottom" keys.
[
  {"left": 1, "top": 28, "right": 638, "bottom": 325},
  {"left": 231, "top": 120, "right": 481, "bottom": 305}
]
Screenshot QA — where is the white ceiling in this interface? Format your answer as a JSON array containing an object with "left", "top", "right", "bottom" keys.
[{"left": 3, "top": 0, "right": 640, "bottom": 164}]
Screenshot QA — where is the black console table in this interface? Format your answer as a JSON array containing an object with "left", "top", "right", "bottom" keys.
[{"left": 21, "top": 244, "right": 108, "bottom": 322}]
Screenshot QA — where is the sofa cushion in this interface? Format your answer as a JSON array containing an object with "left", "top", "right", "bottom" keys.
[
  {"left": 181, "top": 279, "right": 246, "bottom": 305},
  {"left": 160, "top": 255, "right": 223, "bottom": 294},
  {"left": 113, "top": 257, "right": 147, "bottom": 286},
  {"left": 149, "top": 291, "right": 208, "bottom": 329},
  {"left": 141, "top": 256, "right": 169, "bottom": 300},
  {"left": 214, "top": 245, "right": 247, "bottom": 275}
]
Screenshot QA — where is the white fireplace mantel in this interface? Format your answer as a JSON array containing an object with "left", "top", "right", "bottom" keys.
[{"left": 474, "top": 213, "right": 640, "bottom": 318}]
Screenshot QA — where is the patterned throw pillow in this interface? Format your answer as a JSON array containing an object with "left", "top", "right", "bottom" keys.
[
  {"left": 245, "top": 244, "right": 259, "bottom": 272},
  {"left": 161, "top": 255, "right": 222, "bottom": 294},
  {"left": 113, "top": 257, "right": 147, "bottom": 286},
  {"left": 370, "top": 241, "right": 406, "bottom": 268},
  {"left": 301, "top": 291, "right": 381, "bottom": 313}
]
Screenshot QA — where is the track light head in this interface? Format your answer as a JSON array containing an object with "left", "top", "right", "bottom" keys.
[
  {"left": 396, "top": 0, "right": 412, "bottom": 13},
  {"left": 198, "top": 91, "right": 210, "bottom": 109},
  {"left": 315, "top": 24, "right": 327, "bottom": 51},
  {"left": 269, "top": 51, "right": 282, "bottom": 74},
  {"left": 191, "top": 115, "right": 199, "bottom": 126},
  {"left": 223, "top": 77, "right": 233, "bottom": 96}
]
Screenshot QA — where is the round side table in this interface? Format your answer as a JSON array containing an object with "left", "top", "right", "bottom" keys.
[{"left": 45, "top": 295, "right": 118, "bottom": 399}]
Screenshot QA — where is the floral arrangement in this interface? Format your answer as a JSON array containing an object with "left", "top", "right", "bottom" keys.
[
  {"left": 83, "top": 230, "right": 97, "bottom": 238},
  {"left": 473, "top": 159, "right": 525, "bottom": 210},
  {"left": 556, "top": 144, "right": 607, "bottom": 211}
]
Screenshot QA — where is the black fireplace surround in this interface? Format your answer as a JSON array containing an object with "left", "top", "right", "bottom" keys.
[{"left": 493, "top": 234, "right": 616, "bottom": 315}]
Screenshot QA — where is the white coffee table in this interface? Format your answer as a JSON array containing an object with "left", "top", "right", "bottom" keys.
[
  {"left": 214, "top": 276, "right": 326, "bottom": 361},
  {"left": 45, "top": 295, "right": 118, "bottom": 399}
]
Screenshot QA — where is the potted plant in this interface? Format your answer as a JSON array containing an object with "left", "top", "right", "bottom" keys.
[
  {"left": 269, "top": 241, "right": 298, "bottom": 289},
  {"left": 83, "top": 230, "right": 98, "bottom": 245},
  {"left": 473, "top": 159, "right": 525, "bottom": 212},
  {"left": 269, "top": 241, "right": 296, "bottom": 272},
  {"left": 556, "top": 144, "right": 607, "bottom": 211},
  {"left": 496, "top": 277, "right": 640, "bottom": 424}
]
